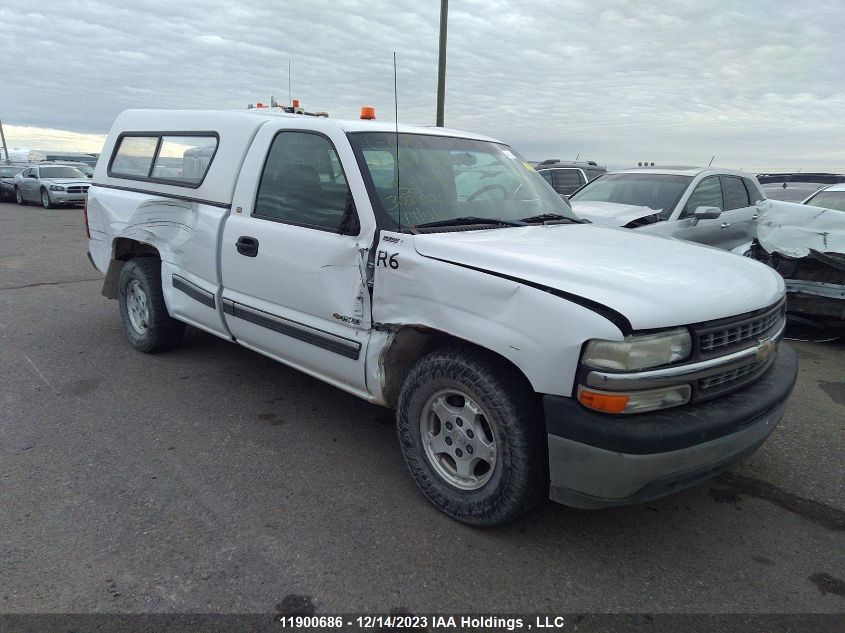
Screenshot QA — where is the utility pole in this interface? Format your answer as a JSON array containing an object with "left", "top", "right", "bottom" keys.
[
  {"left": 0, "top": 119, "right": 10, "bottom": 165},
  {"left": 436, "top": 0, "right": 448, "bottom": 127}
]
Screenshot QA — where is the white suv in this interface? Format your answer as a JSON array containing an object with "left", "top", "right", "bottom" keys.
[
  {"left": 84, "top": 109, "right": 797, "bottom": 526},
  {"left": 570, "top": 167, "right": 767, "bottom": 251}
]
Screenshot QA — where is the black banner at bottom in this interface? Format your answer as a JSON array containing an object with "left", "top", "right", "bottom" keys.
[{"left": 0, "top": 614, "right": 843, "bottom": 633}]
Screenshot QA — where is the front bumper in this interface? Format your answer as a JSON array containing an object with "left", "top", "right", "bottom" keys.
[
  {"left": 49, "top": 190, "right": 87, "bottom": 204},
  {"left": 544, "top": 343, "right": 798, "bottom": 508}
]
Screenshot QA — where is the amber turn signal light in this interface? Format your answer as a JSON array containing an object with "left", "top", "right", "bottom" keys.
[{"left": 578, "top": 388, "right": 630, "bottom": 414}]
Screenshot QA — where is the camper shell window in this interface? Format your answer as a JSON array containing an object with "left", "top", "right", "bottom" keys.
[{"left": 108, "top": 132, "right": 219, "bottom": 188}]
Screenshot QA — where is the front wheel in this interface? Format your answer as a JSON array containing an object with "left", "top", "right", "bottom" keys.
[
  {"left": 118, "top": 258, "right": 185, "bottom": 352},
  {"left": 15, "top": 187, "right": 25, "bottom": 205},
  {"left": 397, "top": 346, "right": 547, "bottom": 527},
  {"left": 40, "top": 188, "right": 53, "bottom": 209}
]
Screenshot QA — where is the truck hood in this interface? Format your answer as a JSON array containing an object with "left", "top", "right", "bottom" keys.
[
  {"left": 412, "top": 225, "right": 784, "bottom": 331},
  {"left": 571, "top": 201, "right": 662, "bottom": 227}
]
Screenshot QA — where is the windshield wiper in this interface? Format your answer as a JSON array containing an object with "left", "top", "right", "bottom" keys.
[
  {"left": 413, "top": 216, "right": 526, "bottom": 229},
  {"left": 520, "top": 213, "right": 582, "bottom": 224}
]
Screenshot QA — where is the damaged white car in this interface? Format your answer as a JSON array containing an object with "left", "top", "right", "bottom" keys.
[
  {"left": 85, "top": 109, "right": 797, "bottom": 526},
  {"left": 746, "top": 198, "right": 845, "bottom": 329},
  {"left": 570, "top": 167, "right": 767, "bottom": 251}
]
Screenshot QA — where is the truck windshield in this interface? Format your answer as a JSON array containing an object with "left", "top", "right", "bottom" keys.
[
  {"left": 571, "top": 173, "right": 693, "bottom": 220},
  {"left": 349, "top": 132, "right": 577, "bottom": 231}
]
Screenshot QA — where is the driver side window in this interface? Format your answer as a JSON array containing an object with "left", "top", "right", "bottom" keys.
[{"left": 681, "top": 176, "right": 723, "bottom": 218}]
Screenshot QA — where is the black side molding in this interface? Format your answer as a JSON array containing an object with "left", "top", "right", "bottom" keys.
[
  {"left": 222, "top": 299, "right": 361, "bottom": 360},
  {"left": 172, "top": 274, "right": 216, "bottom": 309}
]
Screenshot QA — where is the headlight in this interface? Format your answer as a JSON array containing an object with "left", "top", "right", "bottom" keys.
[
  {"left": 582, "top": 328, "right": 691, "bottom": 371},
  {"left": 50, "top": 185, "right": 65, "bottom": 192}
]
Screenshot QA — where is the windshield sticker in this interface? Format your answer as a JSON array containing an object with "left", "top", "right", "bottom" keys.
[
  {"left": 501, "top": 149, "right": 517, "bottom": 160},
  {"left": 522, "top": 162, "right": 535, "bottom": 171}
]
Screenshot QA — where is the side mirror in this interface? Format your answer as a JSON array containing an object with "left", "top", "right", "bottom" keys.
[
  {"left": 87, "top": 174, "right": 93, "bottom": 178},
  {"left": 690, "top": 206, "right": 721, "bottom": 226}
]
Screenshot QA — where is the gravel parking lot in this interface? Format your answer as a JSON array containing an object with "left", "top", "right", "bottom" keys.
[{"left": 1, "top": 201, "right": 843, "bottom": 614}]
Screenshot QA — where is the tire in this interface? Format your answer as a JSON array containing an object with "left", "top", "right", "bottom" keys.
[
  {"left": 40, "top": 188, "right": 53, "bottom": 209},
  {"left": 397, "top": 345, "right": 547, "bottom": 527},
  {"left": 117, "top": 258, "right": 185, "bottom": 353},
  {"left": 15, "top": 187, "right": 25, "bottom": 205}
]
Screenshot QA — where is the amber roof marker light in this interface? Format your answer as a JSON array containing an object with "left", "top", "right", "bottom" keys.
[{"left": 360, "top": 106, "right": 376, "bottom": 120}]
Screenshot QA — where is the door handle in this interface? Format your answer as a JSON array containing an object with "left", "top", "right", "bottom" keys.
[
  {"left": 752, "top": 214, "right": 759, "bottom": 220},
  {"left": 720, "top": 222, "right": 731, "bottom": 229},
  {"left": 236, "top": 236, "right": 259, "bottom": 257}
]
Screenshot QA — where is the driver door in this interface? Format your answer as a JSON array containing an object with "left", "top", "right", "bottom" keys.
[{"left": 220, "top": 126, "right": 373, "bottom": 393}]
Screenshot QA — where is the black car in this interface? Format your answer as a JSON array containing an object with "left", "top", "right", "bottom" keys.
[
  {"left": 0, "top": 165, "right": 24, "bottom": 201},
  {"left": 533, "top": 159, "right": 607, "bottom": 197}
]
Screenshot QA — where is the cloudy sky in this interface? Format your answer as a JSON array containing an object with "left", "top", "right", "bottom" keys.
[{"left": 1, "top": 0, "right": 843, "bottom": 171}]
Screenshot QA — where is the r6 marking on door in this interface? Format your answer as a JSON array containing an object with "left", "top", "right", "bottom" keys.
[{"left": 377, "top": 250, "right": 399, "bottom": 270}]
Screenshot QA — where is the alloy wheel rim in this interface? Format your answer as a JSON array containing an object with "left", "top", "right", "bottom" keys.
[
  {"left": 126, "top": 279, "right": 150, "bottom": 334},
  {"left": 419, "top": 388, "right": 498, "bottom": 490}
]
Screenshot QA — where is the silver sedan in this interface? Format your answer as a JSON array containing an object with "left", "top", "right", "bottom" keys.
[{"left": 14, "top": 164, "right": 91, "bottom": 208}]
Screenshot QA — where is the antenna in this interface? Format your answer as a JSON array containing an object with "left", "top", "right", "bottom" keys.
[
  {"left": 394, "top": 52, "right": 401, "bottom": 231},
  {"left": 709, "top": 154, "right": 716, "bottom": 166},
  {"left": 575, "top": 153, "right": 579, "bottom": 161}
]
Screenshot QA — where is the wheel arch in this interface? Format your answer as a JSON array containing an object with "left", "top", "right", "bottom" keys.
[
  {"left": 101, "top": 237, "right": 162, "bottom": 299},
  {"left": 378, "top": 325, "right": 537, "bottom": 410}
]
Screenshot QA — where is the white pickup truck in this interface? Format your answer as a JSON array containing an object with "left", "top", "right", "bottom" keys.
[{"left": 85, "top": 109, "right": 798, "bottom": 526}]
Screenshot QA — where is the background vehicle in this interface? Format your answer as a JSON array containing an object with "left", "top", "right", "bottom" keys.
[
  {"left": 746, "top": 199, "right": 845, "bottom": 330},
  {"left": 0, "top": 165, "right": 24, "bottom": 201},
  {"left": 801, "top": 183, "right": 845, "bottom": 211},
  {"left": 757, "top": 172, "right": 845, "bottom": 202},
  {"left": 85, "top": 109, "right": 796, "bottom": 526},
  {"left": 570, "top": 166, "right": 766, "bottom": 251},
  {"left": 13, "top": 164, "right": 90, "bottom": 208},
  {"left": 533, "top": 159, "right": 607, "bottom": 197}
]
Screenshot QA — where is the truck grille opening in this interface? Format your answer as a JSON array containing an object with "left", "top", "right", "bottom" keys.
[
  {"left": 697, "top": 302, "right": 784, "bottom": 355},
  {"left": 698, "top": 360, "right": 767, "bottom": 392}
]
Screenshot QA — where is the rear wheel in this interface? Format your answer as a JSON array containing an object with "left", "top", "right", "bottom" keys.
[
  {"left": 396, "top": 346, "right": 547, "bottom": 526},
  {"left": 15, "top": 187, "right": 25, "bottom": 205},
  {"left": 118, "top": 258, "right": 185, "bottom": 352},
  {"left": 40, "top": 188, "right": 53, "bottom": 209}
]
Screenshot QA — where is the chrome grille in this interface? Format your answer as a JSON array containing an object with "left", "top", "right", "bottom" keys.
[
  {"left": 698, "top": 303, "right": 784, "bottom": 354},
  {"left": 698, "top": 360, "right": 766, "bottom": 391},
  {"left": 67, "top": 186, "right": 89, "bottom": 194}
]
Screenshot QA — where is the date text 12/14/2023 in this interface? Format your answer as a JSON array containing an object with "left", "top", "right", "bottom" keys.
[{"left": 275, "top": 614, "right": 571, "bottom": 630}]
